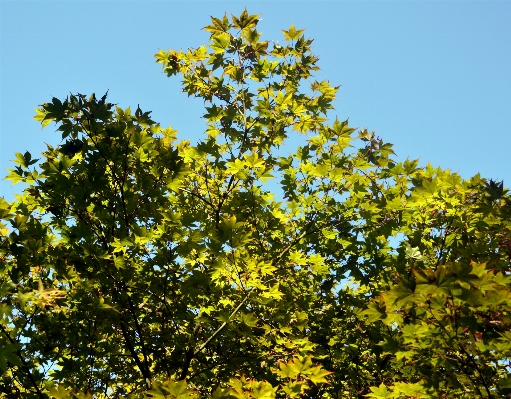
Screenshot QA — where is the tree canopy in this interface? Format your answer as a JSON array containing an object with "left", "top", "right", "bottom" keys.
[{"left": 1, "top": 10, "right": 511, "bottom": 399}]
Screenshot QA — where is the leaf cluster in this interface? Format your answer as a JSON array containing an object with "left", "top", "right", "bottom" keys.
[{"left": 1, "top": 10, "right": 510, "bottom": 399}]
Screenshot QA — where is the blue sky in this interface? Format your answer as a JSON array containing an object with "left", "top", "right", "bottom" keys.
[{"left": 1, "top": 0, "right": 510, "bottom": 201}]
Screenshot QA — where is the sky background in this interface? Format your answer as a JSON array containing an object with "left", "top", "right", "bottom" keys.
[{"left": 1, "top": 0, "right": 510, "bottom": 202}]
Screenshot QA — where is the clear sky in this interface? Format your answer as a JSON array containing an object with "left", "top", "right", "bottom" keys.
[{"left": 1, "top": 0, "right": 510, "bottom": 201}]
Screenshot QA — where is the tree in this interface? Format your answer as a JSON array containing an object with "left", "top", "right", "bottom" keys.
[{"left": 1, "top": 10, "right": 510, "bottom": 399}]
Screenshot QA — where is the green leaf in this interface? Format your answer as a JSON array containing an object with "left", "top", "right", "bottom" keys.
[
  {"left": 383, "top": 280, "right": 416, "bottom": 307},
  {"left": 365, "top": 383, "right": 393, "bottom": 398},
  {"left": 210, "top": 32, "right": 231, "bottom": 54},
  {"left": 12, "top": 151, "right": 38, "bottom": 168},
  {"left": 231, "top": 10, "right": 260, "bottom": 30},
  {"left": 307, "top": 366, "right": 332, "bottom": 385},
  {"left": 46, "top": 384, "right": 76, "bottom": 399},
  {"left": 204, "top": 13, "right": 230, "bottom": 35},
  {"left": 257, "top": 168, "right": 274, "bottom": 182},
  {"left": 282, "top": 25, "right": 305, "bottom": 41},
  {"left": 404, "top": 242, "right": 422, "bottom": 260},
  {"left": 226, "top": 158, "right": 245, "bottom": 175},
  {"left": 34, "top": 107, "right": 53, "bottom": 128},
  {"left": 361, "top": 301, "right": 387, "bottom": 323}
]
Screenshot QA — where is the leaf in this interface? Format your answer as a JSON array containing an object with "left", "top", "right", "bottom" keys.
[
  {"left": 393, "top": 382, "right": 432, "bottom": 398},
  {"left": 244, "top": 153, "right": 265, "bottom": 169},
  {"left": 321, "top": 228, "right": 337, "bottom": 240},
  {"left": 204, "top": 13, "right": 230, "bottom": 35},
  {"left": 222, "top": 214, "right": 244, "bottom": 230},
  {"left": 257, "top": 168, "right": 274, "bottom": 182},
  {"left": 361, "top": 301, "right": 387, "bottom": 323},
  {"left": 211, "top": 387, "right": 233, "bottom": 399},
  {"left": 282, "top": 25, "right": 305, "bottom": 41},
  {"left": 0, "top": 343, "right": 22, "bottom": 371},
  {"left": 34, "top": 107, "right": 53, "bottom": 128},
  {"left": 278, "top": 361, "right": 297, "bottom": 379},
  {"left": 146, "top": 379, "right": 197, "bottom": 399},
  {"left": 250, "top": 381, "right": 277, "bottom": 399},
  {"left": 210, "top": 32, "right": 231, "bottom": 54},
  {"left": 226, "top": 158, "right": 245, "bottom": 175},
  {"left": 261, "top": 284, "right": 284, "bottom": 300},
  {"left": 307, "top": 366, "right": 333, "bottom": 385},
  {"left": 231, "top": 10, "right": 260, "bottom": 30},
  {"left": 282, "top": 381, "right": 304, "bottom": 398},
  {"left": 167, "top": 380, "right": 192, "bottom": 397},
  {"left": 383, "top": 281, "right": 416, "bottom": 307},
  {"left": 365, "top": 383, "right": 392, "bottom": 398},
  {"left": 421, "top": 178, "right": 440, "bottom": 195},
  {"left": 241, "top": 312, "right": 258, "bottom": 327},
  {"left": 4, "top": 167, "right": 25, "bottom": 185},
  {"left": 46, "top": 384, "right": 76, "bottom": 399},
  {"left": 404, "top": 242, "right": 422, "bottom": 260}
]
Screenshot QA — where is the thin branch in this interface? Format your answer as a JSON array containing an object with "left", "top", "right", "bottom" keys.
[
  {"left": 122, "top": 284, "right": 152, "bottom": 387},
  {"left": 0, "top": 323, "right": 46, "bottom": 398},
  {"left": 193, "top": 292, "right": 251, "bottom": 357}
]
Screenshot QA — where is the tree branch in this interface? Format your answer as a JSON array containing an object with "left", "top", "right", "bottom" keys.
[{"left": 0, "top": 323, "right": 45, "bottom": 398}]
